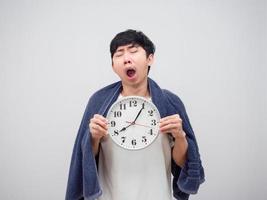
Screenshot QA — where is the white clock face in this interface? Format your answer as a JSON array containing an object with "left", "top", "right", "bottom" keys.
[{"left": 106, "top": 96, "right": 161, "bottom": 150}]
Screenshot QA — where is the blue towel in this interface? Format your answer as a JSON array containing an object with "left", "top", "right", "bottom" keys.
[{"left": 66, "top": 78, "right": 205, "bottom": 200}]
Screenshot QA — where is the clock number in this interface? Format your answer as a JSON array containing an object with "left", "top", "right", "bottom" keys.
[
  {"left": 132, "top": 139, "right": 137, "bottom": 146},
  {"left": 149, "top": 129, "right": 153, "bottom": 135},
  {"left": 142, "top": 136, "right": 147, "bottom": 143},
  {"left": 113, "top": 130, "right": 119, "bottom": 136},
  {"left": 114, "top": 111, "right": 122, "bottom": 118},
  {"left": 120, "top": 103, "right": 126, "bottom": 110},
  {"left": 121, "top": 136, "right": 126, "bottom": 144},
  {"left": 111, "top": 121, "right": 116, "bottom": 127},
  {"left": 151, "top": 119, "right": 156, "bottom": 126},
  {"left": 129, "top": 100, "right": 137, "bottom": 107},
  {"left": 148, "top": 110, "right": 154, "bottom": 116}
]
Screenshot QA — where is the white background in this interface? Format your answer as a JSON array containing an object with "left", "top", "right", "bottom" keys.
[{"left": 1, "top": 0, "right": 266, "bottom": 199}]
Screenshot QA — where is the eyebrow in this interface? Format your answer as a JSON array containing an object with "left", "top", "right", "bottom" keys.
[{"left": 115, "top": 44, "right": 139, "bottom": 53}]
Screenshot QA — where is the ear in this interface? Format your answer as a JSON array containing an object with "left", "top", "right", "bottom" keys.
[{"left": 147, "top": 54, "right": 154, "bottom": 66}]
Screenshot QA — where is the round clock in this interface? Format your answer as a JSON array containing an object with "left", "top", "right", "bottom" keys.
[{"left": 106, "top": 96, "right": 161, "bottom": 150}]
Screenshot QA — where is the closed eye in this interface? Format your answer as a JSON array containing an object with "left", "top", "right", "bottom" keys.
[
  {"left": 129, "top": 46, "right": 138, "bottom": 53},
  {"left": 114, "top": 53, "right": 123, "bottom": 57},
  {"left": 130, "top": 49, "right": 138, "bottom": 53}
]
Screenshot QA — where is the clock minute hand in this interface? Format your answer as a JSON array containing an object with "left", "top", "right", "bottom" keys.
[
  {"left": 119, "top": 103, "right": 145, "bottom": 132},
  {"left": 132, "top": 103, "right": 145, "bottom": 123}
]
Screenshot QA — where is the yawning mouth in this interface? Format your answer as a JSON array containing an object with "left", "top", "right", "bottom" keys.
[{"left": 125, "top": 68, "right": 136, "bottom": 78}]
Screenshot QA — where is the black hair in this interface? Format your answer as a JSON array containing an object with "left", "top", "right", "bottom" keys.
[{"left": 110, "top": 29, "right": 155, "bottom": 74}]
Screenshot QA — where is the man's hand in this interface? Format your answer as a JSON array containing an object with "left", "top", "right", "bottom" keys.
[
  {"left": 89, "top": 114, "right": 108, "bottom": 140},
  {"left": 89, "top": 114, "right": 108, "bottom": 155},
  {"left": 159, "top": 114, "right": 186, "bottom": 138}
]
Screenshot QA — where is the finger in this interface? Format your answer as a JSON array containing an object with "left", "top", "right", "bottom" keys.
[
  {"left": 160, "top": 118, "right": 181, "bottom": 128},
  {"left": 160, "top": 127, "right": 178, "bottom": 134},
  {"left": 90, "top": 118, "right": 108, "bottom": 130},
  {"left": 162, "top": 114, "right": 180, "bottom": 119},
  {"left": 160, "top": 114, "right": 181, "bottom": 122},
  {"left": 90, "top": 123, "right": 108, "bottom": 135},
  {"left": 161, "top": 128, "right": 185, "bottom": 137},
  {"left": 160, "top": 123, "right": 181, "bottom": 132},
  {"left": 91, "top": 123, "right": 107, "bottom": 132},
  {"left": 90, "top": 115, "right": 108, "bottom": 128},
  {"left": 94, "top": 114, "right": 108, "bottom": 123}
]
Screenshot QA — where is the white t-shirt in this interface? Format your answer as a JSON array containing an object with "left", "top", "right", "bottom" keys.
[{"left": 97, "top": 95, "right": 173, "bottom": 200}]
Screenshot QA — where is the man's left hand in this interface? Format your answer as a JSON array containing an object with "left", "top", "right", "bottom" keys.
[{"left": 159, "top": 114, "right": 186, "bottom": 139}]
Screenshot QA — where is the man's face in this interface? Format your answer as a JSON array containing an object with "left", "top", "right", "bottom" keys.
[{"left": 112, "top": 44, "right": 154, "bottom": 87}]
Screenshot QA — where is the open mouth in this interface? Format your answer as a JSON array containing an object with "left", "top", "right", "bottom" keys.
[{"left": 126, "top": 68, "right": 136, "bottom": 78}]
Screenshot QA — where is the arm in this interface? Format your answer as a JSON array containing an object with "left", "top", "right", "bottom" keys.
[
  {"left": 162, "top": 89, "right": 205, "bottom": 195},
  {"left": 160, "top": 114, "right": 188, "bottom": 167},
  {"left": 91, "top": 138, "right": 101, "bottom": 156},
  {"left": 172, "top": 131, "right": 188, "bottom": 167}
]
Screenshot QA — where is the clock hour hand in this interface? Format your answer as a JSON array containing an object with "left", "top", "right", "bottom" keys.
[
  {"left": 119, "top": 122, "right": 134, "bottom": 132},
  {"left": 119, "top": 103, "right": 144, "bottom": 132}
]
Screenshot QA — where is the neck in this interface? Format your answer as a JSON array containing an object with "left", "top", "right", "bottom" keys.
[{"left": 121, "top": 79, "right": 150, "bottom": 98}]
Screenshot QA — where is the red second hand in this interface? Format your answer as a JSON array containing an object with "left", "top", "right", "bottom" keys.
[{"left": 125, "top": 121, "right": 152, "bottom": 128}]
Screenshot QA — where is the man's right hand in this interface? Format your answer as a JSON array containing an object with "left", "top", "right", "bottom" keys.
[{"left": 89, "top": 114, "right": 108, "bottom": 155}]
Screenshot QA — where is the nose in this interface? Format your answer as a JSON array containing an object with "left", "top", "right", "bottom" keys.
[
  {"left": 123, "top": 53, "right": 132, "bottom": 65},
  {"left": 124, "top": 60, "right": 131, "bottom": 65}
]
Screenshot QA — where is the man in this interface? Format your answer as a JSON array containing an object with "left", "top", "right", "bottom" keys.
[{"left": 66, "top": 29, "right": 205, "bottom": 200}]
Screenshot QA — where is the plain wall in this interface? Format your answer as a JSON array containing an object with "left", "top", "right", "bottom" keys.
[{"left": 1, "top": 0, "right": 266, "bottom": 199}]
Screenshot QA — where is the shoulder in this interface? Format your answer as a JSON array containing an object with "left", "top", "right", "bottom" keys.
[
  {"left": 91, "top": 81, "right": 120, "bottom": 100},
  {"left": 86, "top": 81, "right": 121, "bottom": 109},
  {"left": 162, "top": 89, "right": 185, "bottom": 110}
]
